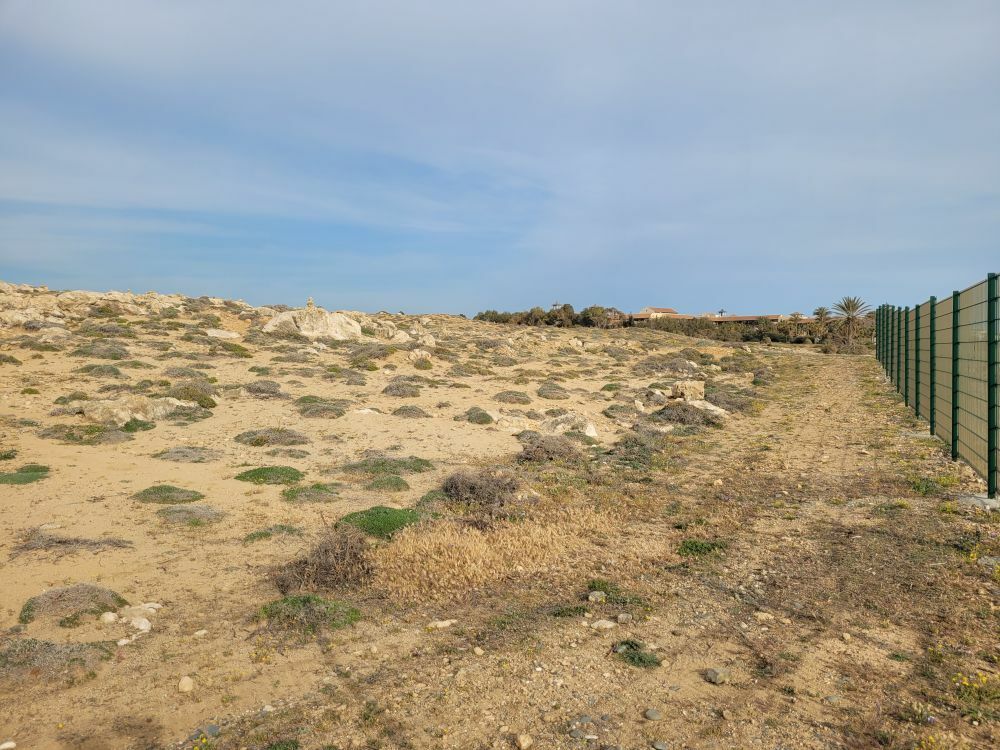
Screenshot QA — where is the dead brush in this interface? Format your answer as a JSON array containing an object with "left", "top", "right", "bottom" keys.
[
  {"left": 269, "top": 525, "right": 373, "bottom": 594},
  {"left": 441, "top": 469, "right": 522, "bottom": 521},
  {"left": 11, "top": 528, "right": 132, "bottom": 558},
  {"left": 516, "top": 432, "right": 582, "bottom": 464}
]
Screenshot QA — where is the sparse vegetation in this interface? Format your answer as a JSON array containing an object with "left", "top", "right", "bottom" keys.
[
  {"left": 132, "top": 485, "right": 205, "bottom": 504},
  {"left": 234, "top": 466, "right": 304, "bottom": 484},
  {"left": 339, "top": 506, "right": 421, "bottom": 539},
  {"left": 0, "top": 463, "right": 50, "bottom": 485}
]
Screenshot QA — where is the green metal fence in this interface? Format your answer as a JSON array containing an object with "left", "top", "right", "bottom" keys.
[{"left": 876, "top": 274, "right": 999, "bottom": 498}]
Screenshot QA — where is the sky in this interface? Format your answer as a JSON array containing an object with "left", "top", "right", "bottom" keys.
[{"left": 1, "top": 1, "right": 998, "bottom": 315}]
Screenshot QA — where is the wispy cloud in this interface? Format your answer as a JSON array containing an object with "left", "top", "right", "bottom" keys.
[{"left": 1, "top": 1, "right": 998, "bottom": 313}]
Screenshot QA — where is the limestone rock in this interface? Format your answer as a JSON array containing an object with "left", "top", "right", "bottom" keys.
[
  {"left": 263, "top": 306, "right": 363, "bottom": 340},
  {"left": 77, "top": 395, "right": 198, "bottom": 426},
  {"left": 672, "top": 380, "right": 705, "bottom": 401}
]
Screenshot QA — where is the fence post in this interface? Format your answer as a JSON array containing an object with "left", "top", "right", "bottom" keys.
[
  {"left": 929, "top": 296, "right": 936, "bottom": 435},
  {"left": 915, "top": 303, "right": 921, "bottom": 417},
  {"left": 904, "top": 306, "right": 911, "bottom": 405},
  {"left": 896, "top": 307, "right": 903, "bottom": 393},
  {"left": 952, "top": 291, "right": 960, "bottom": 460},
  {"left": 988, "top": 273, "right": 998, "bottom": 498}
]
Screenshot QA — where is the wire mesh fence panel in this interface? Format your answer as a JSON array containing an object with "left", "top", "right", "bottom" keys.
[
  {"left": 882, "top": 274, "right": 997, "bottom": 497},
  {"left": 933, "top": 302, "right": 954, "bottom": 448},
  {"left": 918, "top": 300, "right": 932, "bottom": 418}
]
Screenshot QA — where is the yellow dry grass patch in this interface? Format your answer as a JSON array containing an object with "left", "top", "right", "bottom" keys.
[{"left": 373, "top": 508, "right": 611, "bottom": 601}]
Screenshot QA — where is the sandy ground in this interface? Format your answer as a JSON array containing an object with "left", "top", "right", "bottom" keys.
[{"left": 1, "top": 294, "right": 998, "bottom": 750}]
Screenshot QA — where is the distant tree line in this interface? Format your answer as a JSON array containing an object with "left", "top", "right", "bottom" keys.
[
  {"left": 474, "top": 297, "right": 874, "bottom": 352},
  {"left": 474, "top": 303, "right": 628, "bottom": 329}
]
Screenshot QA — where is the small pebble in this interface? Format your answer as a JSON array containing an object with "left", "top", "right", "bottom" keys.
[
  {"left": 516, "top": 734, "right": 533, "bottom": 750},
  {"left": 644, "top": 708, "right": 663, "bottom": 721},
  {"left": 652, "top": 742, "right": 669, "bottom": 750},
  {"left": 569, "top": 729, "right": 585, "bottom": 739},
  {"left": 177, "top": 675, "right": 194, "bottom": 693},
  {"left": 616, "top": 613, "right": 633, "bottom": 624},
  {"left": 474, "top": 647, "right": 485, "bottom": 656},
  {"left": 0, "top": 741, "right": 16, "bottom": 750},
  {"left": 721, "top": 709, "right": 735, "bottom": 721},
  {"left": 590, "top": 619, "right": 616, "bottom": 630},
  {"left": 193, "top": 629, "right": 208, "bottom": 637},
  {"left": 99, "top": 611, "right": 118, "bottom": 624}
]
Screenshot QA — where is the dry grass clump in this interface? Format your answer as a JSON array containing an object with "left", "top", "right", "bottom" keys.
[
  {"left": 295, "top": 395, "right": 348, "bottom": 418},
  {"left": 634, "top": 354, "right": 698, "bottom": 376},
  {"left": 495, "top": 390, "right": 532, "bottom": 405},
  {"left": 167, "top": 381, "right": 217, "bottom": 408},
  {"left": 705, "top": 383, "right": 756, "bottom": 413},
  {"left": 441, "top": 469, "right": 520, "bottom": 520},
  {"left": 652, "top": 401, "right": 722, "bottom": 427},
  {"left": 234, "top": 428, "right": 310, "bottom": 447},
  {"left": 19, "top": 583, "right": 128, "bottom": 626},
  {"left": 152, "top": 445, "right": 221, "bottom": 463},
  {"left": 269, "top": 525, "right": 373, "bottom": 594},
  {"left": 383, "top": 378, "right": 421, "bottom": 397},
  {"left": 11, "top": 528, "right": 132, "bottom": 558},
  {"left": 536, "top": 382, "right": 569, "bottom": 400},
  {"left": 456, "top": 406, "right": 494, "bottom": 424},
  {"left": 243, "top": 380, "right": 288, "bottom": 399},
  {"left": 0, "top": 637, "right": 115, "bottom": 685},
  {"left": 373, "top": 515, "right": 599, "bottom": 601},
  {"left": 392, "top": 404, "right": 429, "bottom": 418},
  {"left": 516, "top": 432, "right": 582, "bottom": 464}
]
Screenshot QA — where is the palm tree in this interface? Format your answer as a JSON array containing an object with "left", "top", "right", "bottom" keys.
[
  {"left": 812, "top": 306, "right": 830, "bottom": 326},
  {"left": 832, "top": 296, "right": 871, "bottom": 345}
]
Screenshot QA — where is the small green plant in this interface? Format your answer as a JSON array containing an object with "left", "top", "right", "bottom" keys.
[
  {"left": 413, "top": 357, "right": 433, "bottom": 371},
  {"left": 0, "top": 353, "right": 22, "bottom": 365},
  {"left": 365, "top": 474, "right": 409, "bottom": 492},
  {"left": 343, "top": 455, "right": 432, "bottom": 475},
  {"left": 133, "top": 485, "right": 205, "bottom": 504},
  {"left": 234, "top": 428, "right": 309, "bottom": 447},
  {"left": 0, "top": 448, "right": 16, "bottom": 461},
  {"left": 550, "top": 604, "right": 588, "bottom": 618},
  {"left": 457, "top": 406, "right": 494, "bottom": 424},
  {"left": 677, "top": 538, "right": 727, "bottom": 557},
  {"left": 339, "top": 506, "right": 420, "bottom": 539},
  {"left": 243, "top": 524, "right": 303, "bottom": 543},
  {"left": 612, "top": 639, "right": 661, "bottom": 668},
  {"left": 586, "top": 579, "right": 644, "bottom": 606},
  {"left": 911, "top": 477, "right": 943, "bottom": 496},
  {"left": 257, "top": 594, "right": 360, "bottom": 635},
  {"left": 0, "top": 464, "right": 50, "bottom": 485},
  {"left": 20, "top": 387, "right": 40, "bottom": 395},
  {"left": 235, "top": 466, "right": 304, "bottom": 485},
  {"left": 122, "top": 418, "right": 155, "bottom": 433},
  {"left": 281, "top": 482, "right": 342, "bottom": 503}
]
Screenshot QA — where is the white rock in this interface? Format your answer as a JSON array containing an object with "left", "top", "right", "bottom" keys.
[
  {"left": 427, "top": 619, "right": 457, "bottom": 629},
  {"left": 206, "top": 328, "right": 239, "bottom": 339},
  {"left": 1, "top": 740, "right": 17, "bottom": 749},
  {"left": 141, "top": 602, "right": 163, "bottom": 610},
  {"left": 130, "top": 617, "right": 152, "bottom": 633},
  {"left": 116, "top": 637, "right": 132, "bottom": 646},
  {"left": 177, "top": 675, "right": 194, "bottom": 693},
  {"left": 263, "top": 305, "right": 363, "bottom": 340},
  {"left": 672, "top": 380, "right": 706, "bottom": 401},
  {"left": 193, "top": 629, "right": 208, "bottom": 637},
  {"left": 516, "top": 734, "right": 533, "bottom": 750},
  {"left": 77, "top": 395, "right": 197, "bottom": 427},
  {"left": 100, "top": 611, "right": 119, "bottom": 624},
  {"left": 590, "top": 619, "right": 617, "bottom": 630}
]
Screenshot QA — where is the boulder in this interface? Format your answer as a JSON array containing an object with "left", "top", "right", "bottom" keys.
[
  {"left": 206, "top": 328, "right": 239, "bottom": 340},
  {"left": 76, "top": 395, "right": 198, "bottom": 426},
  {"left": 263, "top": 304, "right": 363, "bottom": 340},
  {"left": 541, "top": 411, "right": 598, "bottom": 438},
  {"left": 672, "top": 380, "right": 705, "bottom": 401}
]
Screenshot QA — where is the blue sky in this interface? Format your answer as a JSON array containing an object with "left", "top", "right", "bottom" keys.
[{"left": 1, "top": 1, "right": 998, "bottom": 315}]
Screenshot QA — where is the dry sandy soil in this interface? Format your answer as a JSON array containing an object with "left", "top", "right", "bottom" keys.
[{"left": 1, "top": 284, "right": 998, "bottom": 750}]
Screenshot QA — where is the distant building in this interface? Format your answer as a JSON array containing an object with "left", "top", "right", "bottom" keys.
[{"left": 633, "top": 308, "right": 812, "bottom": 325}]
